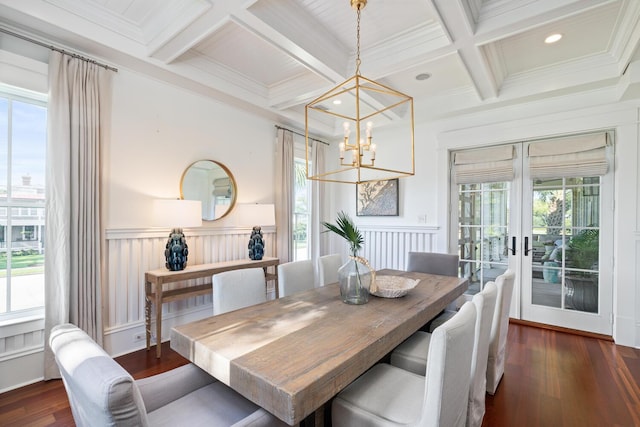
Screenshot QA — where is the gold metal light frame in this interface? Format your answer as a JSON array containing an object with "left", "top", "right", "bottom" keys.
[{"left": 305, "top": 0, "right": 415, "bottom": 184}]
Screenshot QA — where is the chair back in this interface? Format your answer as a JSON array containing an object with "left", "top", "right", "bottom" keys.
[
  {"left": 213, "top": 268, "right": 267, "bottom": 315},
  {"left": 318, "top": 254, "right": 342, "bottom": 286},
  {"left": 50, "top": 323, "right": 149, "bottom": 427},
  {"left": 277, "top": 259, "right": 315, "bottom": 297},
  {"left": 486, "top": 269, "right": 516, "bottom": 394},
  {"left": 407, "top": 252, "right": 459, "bottom": 276},
  {"left": 421, "top": 301, "right": 477, "bottom": 427},
  {"left": 468, "top": 281, "right": 498, "bottom": 427}
]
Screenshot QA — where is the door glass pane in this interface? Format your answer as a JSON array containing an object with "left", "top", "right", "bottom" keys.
[
  {"left": 458, "top": 182, "right": 510, "bottom": 295},
  {"left": 531, "top": 177, "right": 600, "bottom": 313}
]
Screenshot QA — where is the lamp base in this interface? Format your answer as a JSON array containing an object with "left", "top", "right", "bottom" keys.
[
  {"left": 248, "top": 226, "right": 265, "bottom": 260},
  {"left": 164, "top": 228, "right": 189, "bottom": 271}
]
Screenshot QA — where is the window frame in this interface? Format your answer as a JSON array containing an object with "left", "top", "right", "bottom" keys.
[
  {"left": 292, "top": 137, "right": 312, "bottom": 261},
  {"left": 0, "top": 84, "right": 47, "bottom": 322}
]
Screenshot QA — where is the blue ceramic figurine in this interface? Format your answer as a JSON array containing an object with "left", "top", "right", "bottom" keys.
[
  {"left": 165, "top": 228, "right": 189, "bottom": 271},
  {"left": 248, "top": 226, "right": 265, "bottom": 260}
]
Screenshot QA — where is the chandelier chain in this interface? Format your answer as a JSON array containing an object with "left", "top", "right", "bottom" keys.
[{"left": 356, "top": 8, "right": 361, "bottom": 75}]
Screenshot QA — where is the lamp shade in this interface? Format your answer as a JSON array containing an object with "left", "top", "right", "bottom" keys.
[
  {"left": 232, "top": 203, "right": 276, "bottom": 227},
  {"left": 153, "top": 199, "right": 202, "bottom": 228}
]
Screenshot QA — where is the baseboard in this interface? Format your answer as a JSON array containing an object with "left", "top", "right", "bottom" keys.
[
  {"left": 104, "top": 304, "right": 214, "bottom": 357},
  {"left": 509, "top": 318, "right": 614, "bottom": 342}
]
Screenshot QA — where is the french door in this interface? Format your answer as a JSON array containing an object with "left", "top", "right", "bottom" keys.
[{"left": 452, "top": 135, "right": 613, "bottom": 335}]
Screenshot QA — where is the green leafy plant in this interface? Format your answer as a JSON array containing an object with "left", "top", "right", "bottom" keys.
[
  {"left": 565, "top": 228, "right": 599, "bottom": 312},
  {"left": 322, "top": 211, "right": 363, "bottom": 257},
  {"left": 567, "top": 229, "right": 599, "bottom": 272}
]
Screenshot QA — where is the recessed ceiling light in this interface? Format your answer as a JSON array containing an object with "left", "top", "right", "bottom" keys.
[
  {"left": 545, "top": 33, "right": 562, "bottom": 44},
  {"left": 333, "top": 99, "right": 342, "bottom": 105},
  {"left": 415, "top": 73, "right": 431, "bottom": 81}
]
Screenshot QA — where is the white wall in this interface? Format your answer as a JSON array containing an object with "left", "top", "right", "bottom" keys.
[
  {"left": 103, "top": 70, "right": 284, "bottom": 354},
  {"left": 107, "top": 69, "right": 276, "bottom": 228}
]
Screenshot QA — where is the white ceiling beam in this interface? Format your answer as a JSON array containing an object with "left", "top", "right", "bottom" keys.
[
  {"left": 148, "top": 0, "right": 260, "bottom": 63},
  {"left": 433, "top": 0, "right": 498, "bottom": 100},
  {"left": 240, "top": 0, "right": 348, "bottom": 83}
]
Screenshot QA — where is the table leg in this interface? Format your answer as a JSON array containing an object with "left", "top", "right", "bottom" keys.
[
  {"left": 301, "top": 406, "right": 327, "bottom": 427},
  {"left": 155, "top": 284, "right": 163, "bottom": 358},
  {"left": 145, "top": 281, "right": 151, "bottom": 351}
]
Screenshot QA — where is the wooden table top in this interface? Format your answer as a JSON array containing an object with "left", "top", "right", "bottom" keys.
[{"left": 170, "top": 269, "right": 468, "bottom": 425}]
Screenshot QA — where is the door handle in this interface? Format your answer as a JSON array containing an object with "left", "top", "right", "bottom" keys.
[
  {"left": 504, "top": 236, "right": 516, "bottom": 256},
  {"left": 524, "top": 236, "right": 530, "bottom": 256}
]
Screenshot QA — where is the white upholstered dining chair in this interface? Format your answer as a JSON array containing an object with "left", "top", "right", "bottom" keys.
[
  {"left": 331, "top": 302, "right": 477, "bottom": 427},
  {"left": 390, "top": 282, "right": 497, "bottom": 427},
  {"left": 50, "top": 323, "right": 287, "bottom": 427},
  {"left": 317, "top": 253, "right": 342, "bottom": 286},
  {"left": 277, "top": 259, "right": 314, "bottom": 297},
  {"left": 486, "top": 269, "right": 516, "bottom": 395},
  {"left": 213, "top": 267, "right": 267, "bottom": 315}
]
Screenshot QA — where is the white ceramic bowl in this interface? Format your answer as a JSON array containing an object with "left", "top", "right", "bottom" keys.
[{"left": 371, "top": 275, "right": 419, "bottom": 298}]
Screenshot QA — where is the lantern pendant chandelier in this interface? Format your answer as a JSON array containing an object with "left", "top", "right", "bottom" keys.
[{"left": 305, "top": 0, "right": 415, "bottom": 184}]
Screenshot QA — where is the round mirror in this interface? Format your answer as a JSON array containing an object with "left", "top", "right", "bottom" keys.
[{"left": 180, "top": 160, "right": 237, "bottom": 221}]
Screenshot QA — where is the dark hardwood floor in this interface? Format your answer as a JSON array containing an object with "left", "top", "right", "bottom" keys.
[{"left": 1, "top": 323, "right": 639, "bottom": 426}]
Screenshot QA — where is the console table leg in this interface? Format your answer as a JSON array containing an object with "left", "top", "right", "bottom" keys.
[
  {"left": 145, "top": 281, "right": 151, "bottom": 351},
  {"left": 155, "top": 288, "right": 163, "bottom": 358}
]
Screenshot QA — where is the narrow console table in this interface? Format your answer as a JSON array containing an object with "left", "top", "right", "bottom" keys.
[{"left": 145, "top": 256, "right": 279, "bottom": 358}]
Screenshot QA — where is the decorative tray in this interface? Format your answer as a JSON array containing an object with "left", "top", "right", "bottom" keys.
[{"left": 370, "top": 275, "right": 419, "bottom": 298}]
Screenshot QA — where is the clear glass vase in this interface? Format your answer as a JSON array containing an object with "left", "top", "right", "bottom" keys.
[{"left": 338, "top": 256, "right": 373, "bottom": 304}]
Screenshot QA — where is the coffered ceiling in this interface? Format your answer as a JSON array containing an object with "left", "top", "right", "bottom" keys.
[{"left": 1, "top": 0, "right": 639, "bottom": 137}]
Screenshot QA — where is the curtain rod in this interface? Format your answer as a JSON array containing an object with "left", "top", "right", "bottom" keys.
[
  {"left": 275, "top": 125, "right": 329, "bottom": 146},
  {"left": 0, "top": 27, "right": 118, "bottom": 72}
]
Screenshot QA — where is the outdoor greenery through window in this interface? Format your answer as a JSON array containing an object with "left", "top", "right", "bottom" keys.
[
  {"left": 532, "top": 177, "right": 600, "bottom": 312},
  {"left": 293, "top": 157, "right": 310, "bottom": 261},
  {"left": 0, "top": 90, "right": 47, "bottom": 318}
]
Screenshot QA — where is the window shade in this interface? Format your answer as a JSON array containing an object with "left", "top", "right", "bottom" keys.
[
  {"left": 213, "top": 178, "right": 231, "bottom": 196},
  {"left": 453, "top": 145, "right": 515, "bottom": 184},
  {"left": 528, "top": 133, "right": 609, "bottom": 179}
]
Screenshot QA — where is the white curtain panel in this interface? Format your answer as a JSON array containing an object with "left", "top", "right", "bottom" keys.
[
  {"left": 275, "top": 128, "right": 294, "bottom": 263},
  {"left": 310, "top": 140, "right": 326, "bottom": 280},
  {"left": 44, "top": 51, "right": 112, "bottom": 379}
]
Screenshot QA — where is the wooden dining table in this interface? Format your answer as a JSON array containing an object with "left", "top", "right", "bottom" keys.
[{"left": 170, "top": 269, "right": 468, "bottom": 426}]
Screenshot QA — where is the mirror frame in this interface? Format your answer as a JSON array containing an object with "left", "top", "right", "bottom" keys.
[{"left": 180, "top": 160, "right": 237, "bottom": 221}]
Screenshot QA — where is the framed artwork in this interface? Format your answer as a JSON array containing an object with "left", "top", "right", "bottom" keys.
[{"left": 356, "top": 179, "right": 399, "bottom": 216}]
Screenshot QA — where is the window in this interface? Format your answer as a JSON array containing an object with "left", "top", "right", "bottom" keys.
[
  {"left": 0, "top": 88, "right": 47, "bottom": 318},
  {"left": 293, "top": 137, "right": 311, "bottom": 261}
]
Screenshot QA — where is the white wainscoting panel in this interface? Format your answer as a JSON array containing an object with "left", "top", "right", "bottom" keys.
[
  {"left": 358, "top": 225, "right": 440, "bottom": 271},
  {"left": 0, "top": 317, "right": 45, "bottom": 392},
  {"left": 104, "top": 226, "right": 276, "bottom": 354},
  {"left": 331, "top": 224, "right": 440, "bottom": 270}
]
